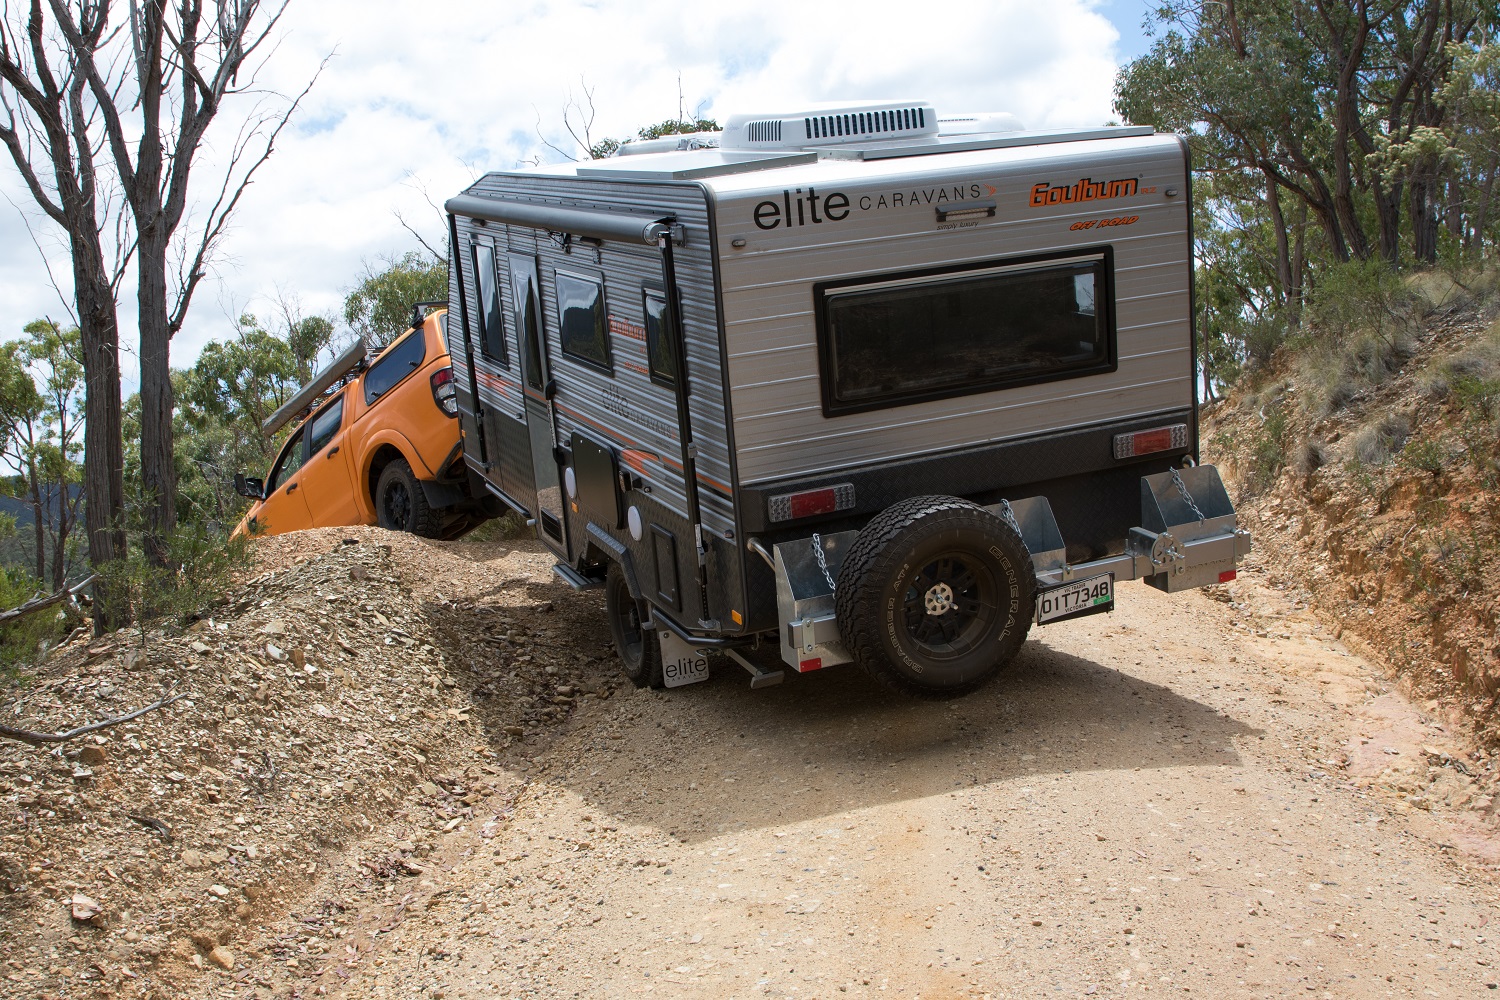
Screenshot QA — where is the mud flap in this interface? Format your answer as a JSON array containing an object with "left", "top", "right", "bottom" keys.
[{"left": 659, "top": 629, "right": 712, "bottom": 688}]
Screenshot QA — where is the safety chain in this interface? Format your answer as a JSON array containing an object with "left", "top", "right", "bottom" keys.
[
  {"left": 1170, "top": 467, "right": 1207, "bottom": 522},
  {"left": 811, "top": 532, "right": 837, "bottom": 594},
  {"left": 997, "top": 498, "right": 1022, "bottom": 538}
]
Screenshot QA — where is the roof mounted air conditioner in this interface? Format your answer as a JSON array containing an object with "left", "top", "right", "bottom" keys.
[{"left": 722, "top": 101, "right": 938, "bottom": 151}]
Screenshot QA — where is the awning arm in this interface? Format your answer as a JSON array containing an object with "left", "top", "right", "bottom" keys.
[{"left": 444, "top": 194, "right": 679, "bottom": 246}]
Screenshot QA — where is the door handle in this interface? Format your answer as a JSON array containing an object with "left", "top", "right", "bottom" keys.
[
  {"left": 544, "top": 379, "right": 557, "bottom": 400},
  {"left": 327, "top": 446, "right": 340, "bottom": 457},
  {"left": 286, "top": 482, "right": 299, "bottom": 494}
]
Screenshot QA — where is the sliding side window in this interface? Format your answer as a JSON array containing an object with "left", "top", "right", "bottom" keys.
[
  {"left": 816, "top": 251, "right": 1114, "bottom": 415},
  {"left": 642, "top": 287, "right": 677, "bottom": 388},
  {"left": 472, "top": 244, "right": 509, "bottom": 365}
]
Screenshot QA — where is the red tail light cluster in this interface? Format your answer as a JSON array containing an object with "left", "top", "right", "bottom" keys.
[
  {"left": 768, "top": 483, "right": 856, "bottom": 522},
  {"left": 1113, "top": 423, "right": 1188, "bottom": 459},
  {"left": 431, "top": 366, "right": 458, "bottom": 416}
]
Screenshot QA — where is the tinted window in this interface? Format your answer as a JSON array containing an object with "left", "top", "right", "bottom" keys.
[
  {"left": 473, "top": 244, "right": 508, "bottom": 364},
  {"left": 556, "top": 271, "right": 611, "bottom": 372},
  {"left": 519, "top": 276, "right": 545, "bottom": 391},
  {"left": 818, "top": 253, "right": 1113, "bottom": 415},
  {"left": 364, "top": 329, "right": 427, "bottom": 404},
  {"left": 643, "top": 289, "right": 676, "bottom": 387},
  {"left": 307, "top": 396, "right": 343, "bottom": 456},
  {"left": 268, "top": 428, "right": 306, "bottom": 491}
]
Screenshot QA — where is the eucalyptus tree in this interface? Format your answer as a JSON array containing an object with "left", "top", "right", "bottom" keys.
[{"left": 0, "top": 2, "right": 320, "bottom": 622}]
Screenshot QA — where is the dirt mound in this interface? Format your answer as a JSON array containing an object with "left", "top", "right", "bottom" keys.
[
  {"left": 1205, "top": 304, "right": 1500, "bottom": 748},
  {"left": 0, "top": 529, "right": 621, "bottom": 998}
]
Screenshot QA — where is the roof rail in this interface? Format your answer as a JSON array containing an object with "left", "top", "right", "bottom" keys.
[{"left": 409, "top": 299, "right": 447, "bottom": 329}]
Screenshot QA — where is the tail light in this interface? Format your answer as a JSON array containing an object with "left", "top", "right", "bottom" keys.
[
  {"left": 768, "top": 483, "right": 856, "bottom": 522},
  {"left": 430, "top": 366, "right": 458, "bottom": 416},
  {"left": 1113, "top": 423, "right": 1189, "bottom": 459}
]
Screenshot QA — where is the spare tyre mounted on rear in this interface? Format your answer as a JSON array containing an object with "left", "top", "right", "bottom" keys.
[{"left": 835, "top": 495, "right": 1035, "bottom": 698}]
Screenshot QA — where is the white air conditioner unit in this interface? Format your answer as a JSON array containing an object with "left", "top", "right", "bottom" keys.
[{"left": 721, "top": 101, "right": 939, "bottom": 151}]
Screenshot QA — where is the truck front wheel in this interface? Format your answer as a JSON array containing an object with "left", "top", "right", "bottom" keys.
[
  {"left": 605, "top": 563, "right": 663, "bottom": 689},
  {"left": 835, "top": 495, "right": 1035, "bottom": 698},
  {"left": 375, "top": 459, "right": 444, "bottom": 538}
]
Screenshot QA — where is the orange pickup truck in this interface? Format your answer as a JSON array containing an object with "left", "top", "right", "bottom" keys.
[{"left": 234, "top": 304, "right": 496, "bottom": 539}]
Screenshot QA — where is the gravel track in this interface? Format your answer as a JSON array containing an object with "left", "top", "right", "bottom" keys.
[{"left": 6, "top": 530, "right": 1498, "bottom": 999}]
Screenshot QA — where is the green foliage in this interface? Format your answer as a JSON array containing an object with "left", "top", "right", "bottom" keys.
[
  {"left": 1247, "top": 402, "right": 1291, "bottom": 492},
  {"left": 343, "top": 251, "right": 448, "bottom": 348},
  {"left": 0, "top": 566, "right": 73, "bottom": 680},
  {"left": 0, "top": 321, "right": 86, "bottom": 587},
  {"left": 1117, "top": 3, "right": 1500, "bottom": 401},
  {"left": 167, "top": 310, "right": 337, "bottom": 527},
  {"left": 95, "top": 516, "right": 251, "bottom": 647},
  {"left": 1306, "top": 259, "right": 1423, "bottom": 345},
  {"left": 1399, "top": 437, "right": 1448, "bottom": 480},
  {"left": 1452, "top": 373, "right": 1500, "bottom": 420}
]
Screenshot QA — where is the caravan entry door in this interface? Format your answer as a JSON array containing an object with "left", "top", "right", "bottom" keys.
[{"left": 507, "top": 253, "right": 571, "bottom": 559}]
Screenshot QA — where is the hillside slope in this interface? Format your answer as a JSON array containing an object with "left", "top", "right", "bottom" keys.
[{"left": 1204, "top": 278, "right": 1500, "bottom": 747}]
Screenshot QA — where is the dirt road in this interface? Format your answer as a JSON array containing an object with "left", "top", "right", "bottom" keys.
[{"left": 258, "top": 543, "right": 1498, "bottom": 1000}]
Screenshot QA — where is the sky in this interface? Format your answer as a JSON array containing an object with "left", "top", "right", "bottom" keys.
[{"left": 0, "top": 0, "right": 1160, "bottom": 387}]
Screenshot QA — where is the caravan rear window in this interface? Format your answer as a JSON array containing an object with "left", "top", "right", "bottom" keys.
[
  {"left": 556, "top": 271, "right": 612, "bottom": 373},
  {"left": 816, "top": 251, "right": 1115, "bottom": 415}
]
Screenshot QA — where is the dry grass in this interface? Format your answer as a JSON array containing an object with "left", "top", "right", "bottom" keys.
[{"left": 1352, "top": 411, "right": 1413, "bottom": 466}]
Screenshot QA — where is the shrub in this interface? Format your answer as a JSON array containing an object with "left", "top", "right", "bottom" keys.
[
  {"left": 0, "top": 567, "right": 75, "bottom": 680},
  {"left": 96, "top": 522, "right": 251, "bottom": 645},
  {"left": 1293, "top": 438, "right": 1327, "bottom": 479},
  {"left": 1399, "top": 437, "right": 1447, "bottom": 480},
  {"left": 1246, "top": 402, "right": 1291, "bottom": 492},
  {"left": 1352, "top": 412, "right": 1412, "bottom": 466},
  {"left": 1306, "top": 258, "right": 1423, "bottom": 345}
]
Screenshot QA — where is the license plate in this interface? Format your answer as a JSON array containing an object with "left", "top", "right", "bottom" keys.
[
  {"left": 1035, "top": 573, "right": 1114, "bottom": 625},
  {"left": 658, "top": 629, "right": 712, "bottom": 688}
]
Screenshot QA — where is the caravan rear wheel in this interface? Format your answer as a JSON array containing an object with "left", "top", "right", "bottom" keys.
[
  {"left": 835, "top": 495, "right": 1035, "bottom": 698},
  {"left": 605, "top": 564, "right": 663, "bottom": 689}
]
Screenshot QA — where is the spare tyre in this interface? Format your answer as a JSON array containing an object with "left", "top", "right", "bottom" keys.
[{"left": 834, "top": 495, "right": 1035, "bottom": 698}]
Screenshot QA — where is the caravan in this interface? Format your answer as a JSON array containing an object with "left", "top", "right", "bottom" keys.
[{"left": 443, "top": 101, "right": 1250, "bottom": 697}]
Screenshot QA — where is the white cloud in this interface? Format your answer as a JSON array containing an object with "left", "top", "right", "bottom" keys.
[{"left": 0, "top": 0, "right": 1125, "bottom": 382}]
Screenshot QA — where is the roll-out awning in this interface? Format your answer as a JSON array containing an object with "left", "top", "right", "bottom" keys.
[{"left": 444, "top": 194, "right": 676, "bottom": 246}]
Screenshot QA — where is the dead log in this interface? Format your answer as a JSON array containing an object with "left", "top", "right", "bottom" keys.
[
  {"left": 0, "top": 575, "right": 96, "bottom": 627},
  {"left": 0, "top": 684, "right": 184, "bottom": 747}
]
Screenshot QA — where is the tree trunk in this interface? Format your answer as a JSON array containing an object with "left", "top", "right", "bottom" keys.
[
  {"left": 1289, "top": 201, "right": 1308, "bottom": 329},
  {"left": 1328, "top": 9, "right": 1374, "bottom": 262},
  {"left": 28, "top": 456, "right": 44, "bottom": 583},
  {"left": 137, "top": 224, "right": 177, "bottom": 564},
  {"left": 51, "top": 503, "right": 68, "bottom": 592},
  {"left": 74, "top": 258, "right": 127, "bottom": 633},
  {"left": 1373, "top": 178, "right": 1403, "bottom": 265},
  {"left": 1262, "top": 170, "right": 1293, "bottom": 311},
  {"left": 1445, "top": 172, "right": 1463, "bottom": 245},
  {"left": 1410, "top": 165, "right": 1441, "bottom": 264},
  {"left": 1472, "top": 151, "right": 1498, "bottom": 258}
]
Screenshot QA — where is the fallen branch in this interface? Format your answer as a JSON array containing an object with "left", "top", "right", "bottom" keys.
[
  {"left": 0, "top": 684, "right": 184, "bottom": 747},
  {"left": 0, "top": 575, "right": 96, "bottom": 627}
]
